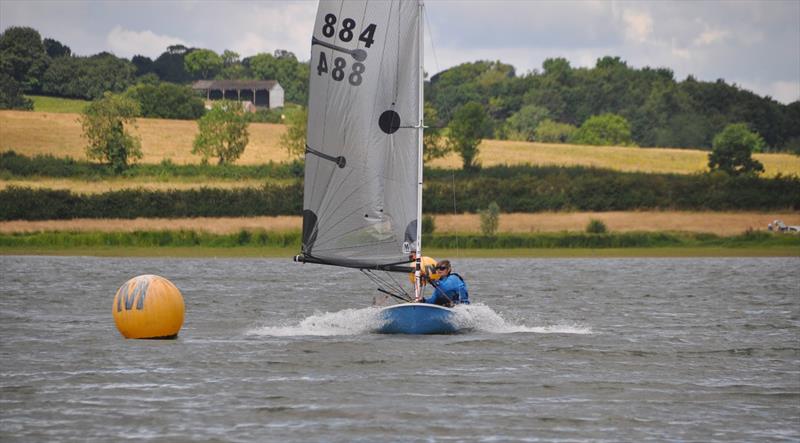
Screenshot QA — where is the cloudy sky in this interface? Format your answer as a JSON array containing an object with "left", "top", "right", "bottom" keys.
[{"left": 2, "top": 0, "right": 798, "bottom": 104}]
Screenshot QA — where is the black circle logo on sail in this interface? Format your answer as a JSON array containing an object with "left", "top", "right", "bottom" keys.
[{"left": 378, "top": 110, "right": 401, "bottom": 134}]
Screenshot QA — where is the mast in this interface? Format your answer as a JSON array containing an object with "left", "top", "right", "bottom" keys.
[{"left": 414, "top": 0, "right": 425, "bottom": 301}]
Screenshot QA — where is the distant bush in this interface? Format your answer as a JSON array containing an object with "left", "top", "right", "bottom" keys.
[
  {"left": 586, "top": 219, "right": 608, "bottom": 234},
  {"left": 479, "top": 202, "right": 500, "bottom": 236},
  {"left": 534, "top": 119, "right": 577, "bottom": 143},
  {"left": 245, "top": 108, "right": 283, "bottom": 123},
  {"left": 572, "top": 113, "right": 635, "bottom": 147},
  {"left": 506, "top": 105, "right": 550, "bottom": 141}
]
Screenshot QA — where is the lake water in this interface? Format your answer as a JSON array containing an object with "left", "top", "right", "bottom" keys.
[{"left": 1, "top": 255, "right": 798, "bottom": 442}]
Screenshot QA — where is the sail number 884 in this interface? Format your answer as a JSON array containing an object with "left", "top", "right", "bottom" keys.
[
  {"left": 317, "top": 13, "right": 377, "bottom": 87},
  {"left": 321, "top": 13, "right": 376, "bottom": 47}
]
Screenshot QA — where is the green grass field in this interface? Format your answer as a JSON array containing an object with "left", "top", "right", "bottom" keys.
[
  {"left": 27, "top": 95, "right": 90, "bottom": 114},
  {"left": 1, "top": 230, "right": 797, "bottom": 257}
]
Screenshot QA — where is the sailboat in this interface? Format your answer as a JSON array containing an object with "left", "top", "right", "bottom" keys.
[{"left": 294, "top": 0, "right": 459, "bottom": 334}]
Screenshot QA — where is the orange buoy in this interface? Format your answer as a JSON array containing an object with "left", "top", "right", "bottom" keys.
[
  {"left": 408, "top": 256, "right": 440, "bottom": 285},
  {"left": 112, "top": 275, "right": 185, "bottom": 339}
]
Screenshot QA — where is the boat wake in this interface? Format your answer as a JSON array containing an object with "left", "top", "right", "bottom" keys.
[
  {"left": 247, "top": 307, "right": 385, "bottom": 337},
  {"left": 247, "top": 304, "right": 591, "bottom": 337},
  {"left": 450, "top": 304, "right": 593, "bottom": 335}
]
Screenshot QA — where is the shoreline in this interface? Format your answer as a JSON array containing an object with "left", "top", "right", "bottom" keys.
[{"left": 1, "top": 246, "right": 797, "bottom": 258}]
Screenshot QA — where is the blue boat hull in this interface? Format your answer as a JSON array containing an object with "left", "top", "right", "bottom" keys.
[{"left": 376, "top": 303, "right": 458, "bottom": 334}]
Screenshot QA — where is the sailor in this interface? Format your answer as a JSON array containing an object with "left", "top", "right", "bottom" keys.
[{"left": 421, "top": 260, "right": 470, "bottom": 307}]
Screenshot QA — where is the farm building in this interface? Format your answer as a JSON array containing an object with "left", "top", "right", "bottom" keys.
[{"left": 191, "top": 80, "right": 284, "bottom": 110}]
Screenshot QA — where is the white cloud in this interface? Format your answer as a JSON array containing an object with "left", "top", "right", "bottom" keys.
[
  {"left": 670, "top": 45, "right": 691, "bottom": 60},
  {"left": 769, "top": 81, "right": 800, "bottom": 104},
  {"left": 106, "top": 26, "right": 189, "bottom": 59},
  {"left": 622, "top": 9, "right": 653, "bottom": 43},
  {"left": 221, "top": 2, "right": 315, "bottom": 60},
  {"left": 693, "top": 28, "right": 730, "bottom": 46}
]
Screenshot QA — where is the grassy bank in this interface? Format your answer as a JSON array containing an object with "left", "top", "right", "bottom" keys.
[
  {"left": 1, "top": 246, "right": 797, "bottom": 258},
  {"left": 1, "top": 230, "right": 797, "bottom": 257},
  {"left": 28, "top": 95, "right": 90, "bottom": 113}
]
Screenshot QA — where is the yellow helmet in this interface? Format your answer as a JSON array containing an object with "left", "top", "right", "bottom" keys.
[{"left": 408, "top": 256, "right": 440, "bottom": 285}]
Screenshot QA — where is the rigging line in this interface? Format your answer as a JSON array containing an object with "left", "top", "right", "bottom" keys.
[
  {"left": 361, "top": 269, "right": 410, "bottom": 300},
  {"left": 384, "top": 268, "right": 409, "bottom": 295},
  {"left": 423, "top": 4, "right": 440, "bottom": 78},
  {"left": 315, "top": 165, "right": 356, "bottom": 227},
  {"left": 363, "top": 268, "right": 408, "bottom": 295},
  {"left": 452, "top": 169, "right": 461, "bottom": 258}
]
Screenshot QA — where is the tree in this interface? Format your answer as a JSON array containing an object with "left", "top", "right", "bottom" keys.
[
  {"left": 124, "top": 82, "right": 204, "bottom": 119},
  {"left": 572, "top": 113, "right": 635, "bottom": 146},
  {"left": 479, "top": 202, "right": 500, "bottom": 236},
  {"left": 131, "top": 55, "right": 155, "bottom": 77},
  {"left": 447, "top": 102, "right": 490, "bottom": 170},
  {"left": 708, "top": 123, "right": 765, "bottom": 176},
  {"left": 80, "top": 92, "right": 142, "bottom": 173},
  {"left": 184, "top": 48, "right": 222, "bottom": 80},
  {"left": 423, "top": 104, "right": 450, "bottom": 161},
  {"left": 221, "top": 50, "right": 240, "bottom": 67},
  {"left": 41, "top": 52, "right": 136, "bottom": 100},
  {"left": 586, "top": 219, "right": 608, "bottom": 234},
  {"left": 153, "top": 47, "right": 192, "bottom": 83},
  {"left": 0, "top": 26, "right": 49, "bottom": 91},
  {"left": 247, "top": 50, "right": 309, "bottom": 104},
  {"left": 192, "top": 100, "right": 249, "bottom": 165},
  {"left": 0, "top": 72, "right": 33, "bottom": 109},
  {"left": 278, "top": 107, "right": 307, "bottom": 159},
  {"left": 534, "top": 119, "right": 577, "bottom": 143},
  {"left": 43, "top": 38, "right": 71, "bottom": 58},
  {"left": 506, "top": 104, "right": 550, "bottom": 141}
]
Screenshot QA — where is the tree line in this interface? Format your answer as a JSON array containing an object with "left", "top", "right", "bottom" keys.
[
  {"left": 426, "top": 58, "right": 799, "bottom": 153},
  {"left": 0, "top": 26, "right": 309, "bottom": 107}
]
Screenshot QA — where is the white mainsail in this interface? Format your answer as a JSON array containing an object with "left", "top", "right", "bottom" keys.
[{"left": 299, "top": 0, "right": 421, "bottom": 271}]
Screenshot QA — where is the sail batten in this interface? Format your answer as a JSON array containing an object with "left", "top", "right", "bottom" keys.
[{"left": 301, "top": 0, "right": 420, "bottom": 269}]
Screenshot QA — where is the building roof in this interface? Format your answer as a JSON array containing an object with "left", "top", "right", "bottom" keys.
[{"left": 191, "top": 80, "right": 279, "bottom": 91}]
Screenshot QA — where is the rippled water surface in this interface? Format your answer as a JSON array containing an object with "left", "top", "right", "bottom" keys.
[{"left": 1, "top": 256, "right": 798, "bottom": 442}]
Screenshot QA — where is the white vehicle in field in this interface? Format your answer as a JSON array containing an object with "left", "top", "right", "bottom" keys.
[{"left": 768, "top": 219, "right": 800, "bottom": 233}]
